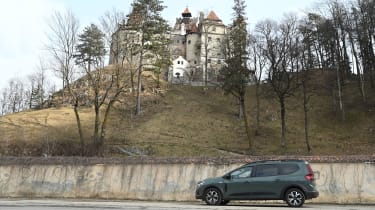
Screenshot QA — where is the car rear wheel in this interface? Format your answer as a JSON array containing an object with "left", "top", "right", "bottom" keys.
[
  {"left": 204, "top": 188, "right": 222, "bottom": 205},
  {"left": 285, "top": 188, "right": 305, "bottom": 207}
]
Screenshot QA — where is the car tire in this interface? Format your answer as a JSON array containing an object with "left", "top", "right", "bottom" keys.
[
  {"left": 285, "top": 188, "right": 305, "bottom": 207},
  {"left": 220, "top": 200, "right": 230, "bottom": 205},
  {"left": 204, "top": 188, "right": 222, "bottom": 205}
]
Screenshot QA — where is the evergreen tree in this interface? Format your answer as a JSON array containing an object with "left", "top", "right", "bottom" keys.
[
  {"left": 129, "top": 0, "right": 169, "bottom": 115},
  {"left": 75, "top": 24, "right": 107, "bottom": 71},
  {"left": 220, "top": 0, "right": 253, "bottom": 152},
  {"left": 74, "top": 23, "right": 108, "bottom": 155}
]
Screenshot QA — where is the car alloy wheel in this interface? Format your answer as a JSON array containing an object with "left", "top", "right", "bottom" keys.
[
  {"left": 286, "top": 188, "right": 305, "bottom": 207},
  {"left": 204, "top": 188, "right": 222, "bottom": 205}
]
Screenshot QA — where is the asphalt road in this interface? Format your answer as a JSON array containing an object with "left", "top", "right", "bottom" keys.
[{"left": 0, "top": 200, "right": 374, "bottom": 210}]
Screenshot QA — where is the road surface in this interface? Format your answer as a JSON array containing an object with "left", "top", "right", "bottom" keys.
[{"left": 0, "top": 200, "right": 374, "bottom": 210}]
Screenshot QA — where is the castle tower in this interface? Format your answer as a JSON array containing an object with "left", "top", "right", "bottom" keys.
[{"left": 199, "top": 10, "right": 227, "bottom": 83}]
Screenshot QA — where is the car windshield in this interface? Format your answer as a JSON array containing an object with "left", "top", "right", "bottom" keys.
[{"left": 228, "top": 166, "right": 253, "bottom": 179}]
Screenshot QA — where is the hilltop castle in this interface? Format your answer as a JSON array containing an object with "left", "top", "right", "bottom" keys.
[{"left": 109, "top": 8, "right": 227, "bottom": 85}]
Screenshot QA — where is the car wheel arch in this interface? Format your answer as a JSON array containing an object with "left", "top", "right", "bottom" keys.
[
  {"left": 281, "top": 185, "right": 306, "bottom": 199},
  {"left": 204, "top": 185, "right": 225, "bottom": 196}
]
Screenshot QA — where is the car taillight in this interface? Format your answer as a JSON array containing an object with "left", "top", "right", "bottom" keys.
[{"left": 305, "top": 164, "right": 315, "bottom": 181}]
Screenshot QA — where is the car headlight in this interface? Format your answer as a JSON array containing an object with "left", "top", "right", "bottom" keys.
[{"left": 197, "top": 180, "right": 205, "bottom": 188}]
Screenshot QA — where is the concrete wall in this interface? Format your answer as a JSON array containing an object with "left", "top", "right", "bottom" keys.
[{"left": 0, "top": 162, "right": 374, "bottom": 203}]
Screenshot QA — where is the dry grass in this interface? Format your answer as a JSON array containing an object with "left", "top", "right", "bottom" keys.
[{"left": 0, "top": 77, "right": 374, "bottom": 157}]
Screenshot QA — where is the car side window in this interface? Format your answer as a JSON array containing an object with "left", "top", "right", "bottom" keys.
[
  {"left": 230, "top": 166, "right": 253, "bottom": 179},
  {"left": 254, "top": 164, "right": 278, "bottom": 177},
  {"left": 279, "top": 164, "right": 299, "bottom": 175}
]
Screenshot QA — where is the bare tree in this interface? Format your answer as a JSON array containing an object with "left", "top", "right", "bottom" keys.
[
  {"left": 27, "top": 58, "right": 49, "bottom": 109},
  {"left": 46, "top": 9, "right": 79, "bottom": 104},
  {"left": 256, "top": 16, "right": 300, "bottom": 149},
  {"left": 200, "top": 13, "right": 214, "bottom": 86},
  {"left": 100, "top": 9, "right": 131, "bottom": 142},
  {"left": 354, "top": 0, "right": 375, "bottom": 88},
  {"left": 46, "top": 9, "right": 84, "bottom": 154},
  {"left": 7, "top": 79, "right": 26, "bottom": 113},
  {"left": 104, "top": 12, "right": 139, "bottom": 93},
  {"left": 347, "top": 6, "right": 366, "bottom": 103},
  {"left": 0, "top": 89, "right": 8, "bottom": 116},
  {"left": 248, "top": 33, "right": 266, "bottom": 136},
  {"left": 298, "top": 18, "right": 318, "bottom": 153}
]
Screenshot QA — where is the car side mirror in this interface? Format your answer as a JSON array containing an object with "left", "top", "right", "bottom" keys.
[{"left": 223, "top": 174, "right": 231, "bottom": 180}]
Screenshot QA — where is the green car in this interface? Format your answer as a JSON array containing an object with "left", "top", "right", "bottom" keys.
[{"left": 195, "top": 160, "right": 319, "bottom": 207}]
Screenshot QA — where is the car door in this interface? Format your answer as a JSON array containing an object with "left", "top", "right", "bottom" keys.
[
  {"left": 248, "top": 164, "right": 284, "bottom": 199},
  {"left": 224, "top": 166, "right": 254, "bottom": 199}
]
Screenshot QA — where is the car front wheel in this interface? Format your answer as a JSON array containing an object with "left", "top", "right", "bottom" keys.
[
  {"left": 204, "top": 188, "right": 222, "bottom": 205},
  {"left": 285, "top": 188, "right": 305, "bottom": 207}
]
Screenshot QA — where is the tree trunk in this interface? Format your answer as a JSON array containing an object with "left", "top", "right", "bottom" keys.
[
  {"left": 136, "top": 52, "right": 143, "bottom": 115},
  {"left": 240, "top": 96, "right": 252, "bottom": 153},
  {"left": 62, "top": 79, "right": 65, "bottom": 104},
  {"left": 100, "top": 100, "right": 114, "bottom": 147},
  {"left": 255, "top": 83, "right": 260, "bottom": 136},
  {"left": 302, "top": 81, "right": 311, "bottom": 153},
  {"left": 130, "top": 71, "right": 135, "bottom": 95},
  {"left": 205, "top": 49, "right": 208, "bottom": 86},
  {"left": 280, "top": 98, "right": 286, "bottom": 149},
  {"left": 334, "top": 31, "right": 345, "bottom": 121},
  {"left": 100, "top": 87, "right": 122, "bottom": 147},
  {"left": 94, "top": 105, "right": 100, "bottom": 144},
  {"left": 367, "top": 36, "right": 375, "bottom": 88},
  {"left": 336, "top": 62, "right": 345, "bottom": 121},
  {"left": 238, "top": 97, "right": 243, "bottom": 119},
  {"left": 348, "top": 29, "right": 366, "bottom": 103},
  {"left": 73, "top": 100, "right": 84, "bottom": 156}
]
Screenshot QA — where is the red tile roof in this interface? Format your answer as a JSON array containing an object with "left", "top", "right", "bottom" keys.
[{"left": 206, "top": 11, "right": 221, "bottom": 21}]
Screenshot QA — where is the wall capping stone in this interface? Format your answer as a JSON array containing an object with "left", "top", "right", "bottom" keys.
[{"left": 0, "top": 155, "right": 374, "bottom": 165}]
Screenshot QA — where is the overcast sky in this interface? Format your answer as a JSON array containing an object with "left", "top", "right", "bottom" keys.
[{"left": 0, "top": 0, "right": 319, "bottom": 90}]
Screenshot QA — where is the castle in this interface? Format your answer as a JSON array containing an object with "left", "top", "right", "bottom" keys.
[
  {"left": 109, "top": 8, "right": 227, "bottom": 85},
  {"left": 169, "top": 8, "right": 227, "bottom": 85}
]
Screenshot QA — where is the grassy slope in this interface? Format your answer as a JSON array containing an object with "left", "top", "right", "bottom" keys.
[{"left": 0, "top": 80, "right": 374, "bottom": 157}]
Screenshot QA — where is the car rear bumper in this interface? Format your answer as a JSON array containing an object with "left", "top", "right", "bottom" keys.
[{"left": 306, "top": 190, "right": 319, "bottom": 199}]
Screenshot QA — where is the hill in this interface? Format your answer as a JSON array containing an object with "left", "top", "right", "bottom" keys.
[{"left": 0, "top": 74, "right": 374, "bottom": 157}]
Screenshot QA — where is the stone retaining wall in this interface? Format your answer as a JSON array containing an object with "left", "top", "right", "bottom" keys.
[{"left": 0, "top": 157, "right": 374, "bottom": 203}]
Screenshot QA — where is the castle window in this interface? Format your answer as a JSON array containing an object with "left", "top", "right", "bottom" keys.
[
  {"left": 208, "top": 37, "right": 212, "bottom": 42},
  {"left": 177, "top": 61, "right": 180, "bottom": 64},
  {"left": 218, "top": 60, "right": 221, "bottom": 64},
  {"left": 194, "top": 60, "right": 197, "bottom": 64},
  {"left": 188, "top": 40, "right": 191, "bottom": 44},
  {"left": 181, "top": 61, "right": 184, "bottom": 65},
  {"left": 216, "top": 38, "right": 220, "bottom": 42},
  {"left": 208, "top": 59, "right": 211, "bottom": 63},
  {"left": 177, "top": 40, "right": 180, "bottom": 44},
  {"left": 212, "top": 26, "right": 216, "bottom": 32}
]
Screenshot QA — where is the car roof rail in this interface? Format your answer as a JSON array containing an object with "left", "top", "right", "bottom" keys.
[{"left": 246, "top": 159, "right": 304, "bottom": 164}]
